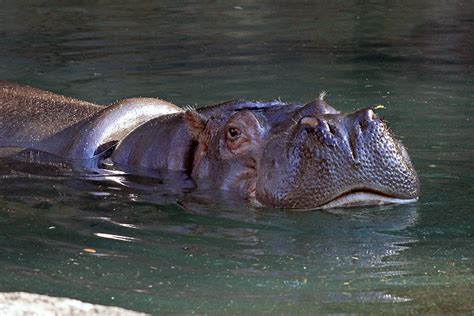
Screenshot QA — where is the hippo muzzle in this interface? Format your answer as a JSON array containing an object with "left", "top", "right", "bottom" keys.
[{"left": 255, "top": 108, "right": 420, "bottom": 209}]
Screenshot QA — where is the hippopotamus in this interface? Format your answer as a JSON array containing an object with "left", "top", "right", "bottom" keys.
[{"left": 0, "top": 81, "right": 419, "bottom": 209}]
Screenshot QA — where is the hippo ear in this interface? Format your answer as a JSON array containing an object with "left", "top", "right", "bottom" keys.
[{"left": 184, "top": 110, "right": 208, "bottom": 140}]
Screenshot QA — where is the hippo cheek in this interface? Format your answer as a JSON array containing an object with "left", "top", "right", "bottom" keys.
[
  {"left": 255, "top": 138, "right": 341, "bottom": 209},
  {"left": 255, "top": 111, "right": 420, "bottom": 209}
]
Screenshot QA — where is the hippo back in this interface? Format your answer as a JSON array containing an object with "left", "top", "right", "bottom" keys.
[
  {"left": 0, "top": 81, "right": 102, "bottom": 149},
  {"left": 0, "top": 81, "right": 183, "bottom": 160}
]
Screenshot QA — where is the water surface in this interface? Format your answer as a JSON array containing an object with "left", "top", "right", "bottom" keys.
[{"left": 0, "top": 1, "right": 472, "bottom": 314}]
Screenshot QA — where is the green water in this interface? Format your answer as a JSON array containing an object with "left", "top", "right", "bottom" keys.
[{"left": 0, "top": 1, "right": 472, "bottom": 314}]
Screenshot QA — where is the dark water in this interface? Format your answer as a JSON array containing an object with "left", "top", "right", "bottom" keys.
[{"left": 0, "top": 1, "right": 473, "bottom": 314}]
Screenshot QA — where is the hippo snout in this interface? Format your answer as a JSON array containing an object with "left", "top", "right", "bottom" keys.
[{"left": 255, "top": 108, "right": 420, "bottom": 209}]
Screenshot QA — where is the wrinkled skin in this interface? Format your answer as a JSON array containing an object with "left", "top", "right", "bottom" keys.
[
  {"left": 0, "top": 82, "right": 420, "bottom": 209},
  {"left": 256, "top": 107, "right": 419, "bottom": 208}
]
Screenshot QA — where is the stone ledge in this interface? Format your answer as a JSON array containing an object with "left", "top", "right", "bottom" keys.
[{"left": 0, "top": 292, "right": 148, "bottom": 316}]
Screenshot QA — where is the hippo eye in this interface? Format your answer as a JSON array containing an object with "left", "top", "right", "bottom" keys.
[{"left": 227, "top": 127, "right": 241, "bottom": 139}]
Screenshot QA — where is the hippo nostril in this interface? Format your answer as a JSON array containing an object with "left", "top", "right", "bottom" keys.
[
  {"left": 300, "top": 116, "right": 319, "bottom": 128},
  {"left": 355, "top": 108, "right": 377, "bottom": 130},
  {"left": 320, "top": 121, "right": 336, "bottom": 137},
  {"left": 364, "top": 109, "right": 375, "bottom": 121}
]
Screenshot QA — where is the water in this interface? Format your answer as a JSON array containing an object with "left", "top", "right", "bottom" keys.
[{"left": 0, "top": 1, "right": 473, "bottom": 314}]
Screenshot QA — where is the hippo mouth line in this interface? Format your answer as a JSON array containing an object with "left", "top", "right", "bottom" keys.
[
  {"left": 318, "top": 189, "right": 418, "bottom": 209},
  {"left": 251, "top": 188, "right": 418, "bottom": 210}
]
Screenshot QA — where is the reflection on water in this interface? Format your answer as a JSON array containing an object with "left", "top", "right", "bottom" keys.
[
  {"left": 0, "top": 154, "right": 430, "bottom": 313},
  {"left": 0, "top": 0, "right": 473, "bottom": 314}
]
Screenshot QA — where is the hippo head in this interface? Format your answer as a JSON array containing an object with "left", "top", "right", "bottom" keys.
[{"left": 185, "top": 96, "right": 419, "bottom": 209}]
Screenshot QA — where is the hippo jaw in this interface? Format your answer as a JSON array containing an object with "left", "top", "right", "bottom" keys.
[
  {"left": 251, "top": 189, "right": 418, "bottom": 210},
  {"left": 309, "top": 190, "right": 418, "bottom": 210},
  {"left": 254, "top": 108, "right": 420, "bottom": 210}
]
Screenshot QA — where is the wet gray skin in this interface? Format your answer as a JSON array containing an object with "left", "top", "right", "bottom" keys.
[{"left": 0, "top": 82, "right": 419, "bottom": 209}]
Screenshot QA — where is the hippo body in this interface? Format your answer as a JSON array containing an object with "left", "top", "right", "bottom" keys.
[{"left": 0, "top": 81, "right": 420, "bottom": 209}]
